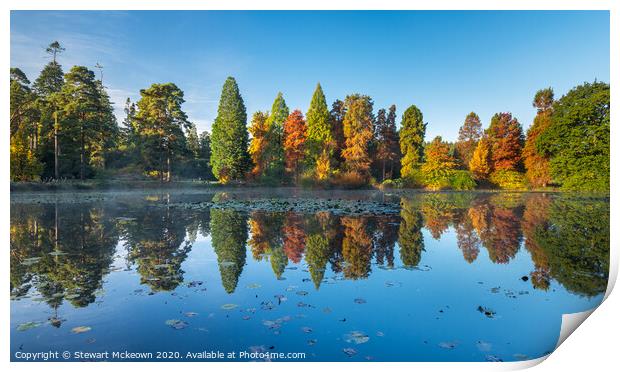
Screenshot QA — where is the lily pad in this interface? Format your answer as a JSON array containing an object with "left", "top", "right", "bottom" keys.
[
  {"left": 17, "top": 321, "right": 41, "bottom": 331},
  {"left": 438, "top": 341, "right": 457, "bottom": 349},
  {"left": 296, "top": 291, "right": 308, "bottom": 296},
  {"left": 477, "top": 306, "right": 496, "bottom": 318},
  {"left": 342, "top": 348, "right": 358, "bottom": 357},
  {"left": 246, "top": 283, "right": 262, "bottom": 289},
  {"left": 301, "top": 326, "right": 313, "bottom": 333},
  {"left": 21, "top": 257, "right": 42, "bottom": 266},
  {"left": 345, "top": 331, "right": 370, "bottom": 344},
  {"left": 165, "top": 319, "right": 188, "bottom": 330},
  {"left": 353, "top": 298, "right": 367, "bottom": 304},
  {"left": 184, "top": 312, "right": 199, "bottom": 317},
  {"left": 71, "top": 326, "right": 92, "bottom": 334},
  {"left": 221, "top": 303, "right": 238, "bottom": 310}
]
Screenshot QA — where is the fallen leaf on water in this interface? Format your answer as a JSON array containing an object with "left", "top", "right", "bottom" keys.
[
  {"left": 438, "top": 341, "right": 457, "bottom": 349},
  {"left": 246, "top": 283, "right": 262, "bottom": 289},
  {"left": 221, "top": 303, "right": 238, "bottom": 310},
  {"left": 301, "top": 326, "right": 313, "bottom": 333},
  {"left": 184, "top": 312, "right": 199, "bottom": 317}
]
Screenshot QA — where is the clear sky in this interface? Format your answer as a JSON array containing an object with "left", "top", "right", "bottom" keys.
[{"left": 10, "top": 10, "right": 610, "bottom": 141}]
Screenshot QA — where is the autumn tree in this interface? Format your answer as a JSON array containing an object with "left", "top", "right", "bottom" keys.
[
  {"left": 523, "top": 88, "right": 553, "bottom": 187},
  {"left": 133, "top": 82, "right": 190, "bottom": 181},
  {"left": 400, "top": 105, "right": 426, "bottom": 180},
  {"left": 486, "top": 112, "right": 524, "bottom": 171},
  {"left": 469, "top": 136, "right": 492, "bottom": 180},
  {"left": 283, "top": 109, "right": 307, "bottom": 181},
  {"left": 305, "top": 83, "right": 333, "bottom": 179},
  {"left": 342, "top": 94, "right": 374, "bottom": 179},
  {"left": 421, "top": 136, "right": 457, "bottom": 190},
  {"left": 248, "top": 111, "right": 270, "bottom": 179},
  {"left": 210, "top": 77, "right": 251, "bottom": 183},
  {"left": 455, "top": 112, "right": 482, "bottom": 168}
]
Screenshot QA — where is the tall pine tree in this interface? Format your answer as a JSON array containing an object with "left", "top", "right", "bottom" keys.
[
  {"left": 305, "top": 83, "right": 333, "bottom": 179},
  {"left": 399, "top": 105, "right": 426, "bottom": 180}
]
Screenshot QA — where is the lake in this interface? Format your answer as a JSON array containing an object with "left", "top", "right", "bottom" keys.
[{"left": 10, "top": 189, "right": 609, "bottom": 362}]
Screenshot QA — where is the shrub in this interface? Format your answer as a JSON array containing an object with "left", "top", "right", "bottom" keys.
[
  {"left": 489, "top": 170, "right": 528, "bottom": 190},
  {"left": 380, "top": 178, "right": 404, "bottom": 189},
  {"left": 402, "top": 168, "right": 426, "bottom": 188},
  {"left": 449, "top": 170, "right": 477, "bottom": 190}
]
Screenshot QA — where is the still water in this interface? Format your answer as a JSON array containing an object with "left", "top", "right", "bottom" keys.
[{"left": 10, "top": 189, "right": 609, "bottom": 362}]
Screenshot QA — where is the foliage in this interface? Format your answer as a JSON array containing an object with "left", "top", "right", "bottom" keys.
[
  {"left": 210, "top": 209, "right": 248, "bottom": 293},
  {"left": 455, "top": 112, "right": 482, "bottom": 168},
  {"left": 468, "top": 136, "right": 492, "bottom": 180},
  {"left": 489, "top": 169, "right": 528, "bottom": 190},
  {"left": 210, "top": 77, "right": 251, "bottom": 183},
  {"left": 262, "top": 92, "right": 289, "bottom": 182},
  {"left": 375, "top": 105, "right": 400, "bottom": 181},
  {"left": 486, "top": 112, "right": 524, "bottom": 171},
  {"left": 283, "top": 110, "right": 307, "bottom": 181},
  {"left": 399, "top": 105, "right": 426, "bottom": 180},
  {"left": 133, "top": 82, "right": 189, "bottom": 181},
  {"left": 421, "top": 136, "right": 457, "bottom": 190},
  {"left": 306, "top": 83, "right": 333, "bottom": 177},
  {"left": 536, "top": 81, "right": 610, "bottom": 191},
  {"left": 248, "top": 111, "right": 270, "bottom": 179},
  {"left": 523, "top": 89, "right": 553, "bottom": 187},
  {"left": 449, "top": 170, "right": 477, "bottom": 190},
  {"left": 342, "top": 94, "right": 374, "bottom": 180}
]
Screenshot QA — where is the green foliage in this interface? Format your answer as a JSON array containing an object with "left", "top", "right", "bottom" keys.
[
  {"left": 399, "top": 105, "right": 426, "bottom": 179},
  {"left": 210, "top": 77, "right": 251, "bottom": 183},
  {"left": 210, "top": 209, "right": 248, "bottom": 293},
  {"left": 489, "top": 170, "right": 528, "bottom": 190},
  {"left": 536, "top": 81, "right": 609, "bottom": 191},
  {"left": 305, "top": 83, "right": 333, "bottom": 172},
  {"left": 421, "top": 136, "right": 457, "bottom": 190},
  {"left": 133, "top": 82, "right": 189, "bottom": 181},
  {"left": 449, "top": 170, "right": 477, "bottom": 190},
  {"left": 263, "top": 92, "right": 289, "bottom": 182}
]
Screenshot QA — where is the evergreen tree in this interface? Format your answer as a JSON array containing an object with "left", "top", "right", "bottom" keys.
[
  {"left": 376, "top": 105, "right": 400, "bottom": 180},
  {"left": 537, "top": 81, "right": 609, "bottom": 191},
  {"left": 210, "top": 77, "right": 250, "bottom": 183},
  {"left": 455, "top": 112, "right": 482, "bottom": 168},
  {"left": 133, "top": 82, "right": 189, "bottom": 181},
  {"left": 305, "top": 83, "right": 333, "bottom": 179},
  {"left": 186, "top": 123, "right": 200, "bottom": 158},
  {"left": 329, "top": 99, "right": 346, "bottom": 164},
  {"left": 399, "top": 105, "right": 426, "bottom": 179},
  {"left": 263, "top": 92, "right": 289, "bottom": 181}
]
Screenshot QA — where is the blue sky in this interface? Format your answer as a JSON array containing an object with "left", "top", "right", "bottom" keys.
[{"left": 10, "top": 10, "right": 609, "bottom": 141}]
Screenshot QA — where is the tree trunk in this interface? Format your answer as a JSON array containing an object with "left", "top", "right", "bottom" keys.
[{"left": 382, "top": 160, "right": 386, "bottom": 181}]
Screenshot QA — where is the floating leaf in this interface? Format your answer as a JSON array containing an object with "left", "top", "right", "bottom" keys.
[
  {"left": 353, "top": 298, "right": 367, "bottom": 304},
  {"left": 246, "top": 283, "right": 262, "bottom": 289},
  {"left": 184, "top": 312, "right": 199, "bottom": 317},
  {"left": 307, "top": 339, "right": 317, "bottom": 346},
  {"left": 21, "top": 257, "right": 42, "bottom": 266},
  {"left": 477, "top": 306, "right": 496, "bottom": 318},
  {"left": 221, "top": 303, "right": 238, "bottom": 310},
  {"left": 296, "top": 291, "right": 308, "bottom": 296},
  {"left": 301, "top": 326, "right": 313, "bottom": 333},
  {"left": 17, "top": 321, "right": 41, "bottom": 331},
  {"left": 71, "top": 326, "right": 92, "bottom": 334},
  {"left": 485, "top": 355, "right": 503, "bottom": 362}
]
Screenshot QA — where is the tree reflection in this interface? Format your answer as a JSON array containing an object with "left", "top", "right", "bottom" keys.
[
  {"left": 398, "top": 198, "right": 425, "bottom": 267},
  {"left": 211, "top": 209, "right": 248, "bottom": 293}
]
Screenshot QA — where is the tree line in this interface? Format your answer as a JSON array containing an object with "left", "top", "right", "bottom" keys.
[{"left": 10, "top": 42, "right": 610, "bottom": 191}]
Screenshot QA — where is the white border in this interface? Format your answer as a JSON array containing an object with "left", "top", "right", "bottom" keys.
[{"left": 2, "top": 1, "right": 617, "bottom": 371}]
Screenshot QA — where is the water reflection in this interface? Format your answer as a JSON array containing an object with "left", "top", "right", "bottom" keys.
[{"left": 10, "top": 192, "right": 609, "bottom": 316}]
